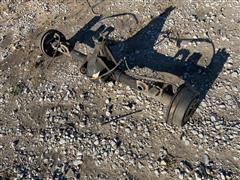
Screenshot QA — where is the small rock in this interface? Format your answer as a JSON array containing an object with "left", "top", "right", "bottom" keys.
[
  {"left": 198, "top": 133, "right": 204, "bottom": 139},
  {"left": 195, "top": 170, "right": 203, "bottom": 180},
  {"left": 105, "top": 98, "right": 111, "bottom": 104},
  {"left": 154, "top": 169, "right": 160, "bottom": 176},
  {"left": 220, "top": 172, "right": 225, "bottom": 180},
  {"left": 137, "top": 162, "right": 144, "bottom": 169},
  {"left": 219, "top": 104, "right": 226, "bottom": 109},
  {"left": 106, "top": 111, "right": 111, "bottom": 117},
  {"left": 161, "top": 170, "right": 167, "bottom": 175},
  {"left": 65, "top": 169, "right": 75, "bottom": 178},
  {"left": 73, "top": 159, "right": 83, "bottom": 166},
  {"left": 43, "top": 159, "right": 48, "bottom": 164},
  {"left": 175, "top": 168, "right": 181, "bottom": 175},
  {"left": 201, "top": 101, "right": 207, "bottom": 107},
  {"left": 179, "top": 173, "right": 184, "bottom": 180},
  {"left": 203, "top": 154, "right": 210, "bottom": 166},
  {"left": 182, "top": 136, "right": 190, "bottom": 146},
  {"left": 94, "top": 140, "right": 99, "bottom": 146},
  {"left": 231, "top": 71, "right": 238, "bottom": 78},
  {"left": 225, "top": 94, "right": 232, "bottom": 100},
  {"left": 107, "top": 82, "right": 114, "bottom": 87},
  {"left": 192, "top": 129, "right": 198, "bottom": 135},
  {"left": 210, "top": 115, "right": 216, "bottom": 122},
  {"left": 160, "top": 160, "right": 167, "bottom": 166},
  {"left": 59, "top": 139, "right": 66, "bottom": 145},
  {"left": 125, "top": 127, "right": 131, "bottom": 133}
]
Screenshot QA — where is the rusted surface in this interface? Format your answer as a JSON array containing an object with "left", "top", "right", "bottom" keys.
[{"left": 40, "top": 28, "right": 200, "bottom": 127}]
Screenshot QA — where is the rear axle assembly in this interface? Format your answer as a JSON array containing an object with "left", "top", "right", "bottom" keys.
[{"left": 39, "top": 29, "right": 200, "bottom": 127}]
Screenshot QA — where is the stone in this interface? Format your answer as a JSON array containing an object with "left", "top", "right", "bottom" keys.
[
  {"left": 203, "top": 154, "right": 210, "bottom": 166},
  {"left": 65, "top": 169, "right": 75, "bottom": 178},
  {"left": 137, "top": 162, "right": 144, "bottom": 169},
  {"left": 183, "top": 138, "right": 190, "bottom": 146},
  {"left": 201, "top": 102, "right": 207, "bottom": 107},
  {"left": 161, "top": 170, "right": 167, "bottom": 175},
  {"left": 160, "top": 160, "right": 167, "bottom": 166},
  {"left": 175, "top": 168, "right": 180, "bottom": 175},
  {"left": 195, "top": 171, "right": 202, "bottom": 180},
  {"left": 210, "top": 115, "right": 216, "bottom": 122},
  {"left": 94, "top": 140, "right": 99, "bottom": 146},
  {"left": 107, "top": 82, "right": 114, "bottom": 87},
  {"left": 73, "top": 159, "right": 83, "bottom": 166},
  {"left": 179, "top": 173, "right": 184, "bottom": 180},
  {"left": 106, "top": 111, "right": 111, "bottom": 117},
  {"left": 125, "top": 127, "right": 131, "bottom": 133},
  {"left": 231, "top": 72, "right": 238, "bottom": 78},
  {"left": 105, "top": 98, "right": 111, "bottom": 104},
  {"left": 59, "top": 139, "right": 66, "bottom": 145},
  {"left": 225, "top": 94, "right": 232, "bottom": 100},
  {"left": 154, "top": 169, "right": 160, "bottom": 176}
]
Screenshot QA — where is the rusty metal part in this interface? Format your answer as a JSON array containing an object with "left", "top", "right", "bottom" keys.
[
  {"left": 166, "top": 85, "right": 200, "bottom": 126},
  {"left": 39, "top": 29, "right": 200, "bottom": 127},
  {"left": 40, "top": 29, "right": 67, "bottom": 57}
]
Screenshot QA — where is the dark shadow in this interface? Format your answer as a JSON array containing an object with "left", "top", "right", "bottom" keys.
[
  {"left": 69, "top": 6, "right": 229, "bottom": 102},
  {"left": 68, "top": 15, "right": 115, "bottom": 48},
  {"left": 173, "top": 49, "right": 191, "bottom": 62}
]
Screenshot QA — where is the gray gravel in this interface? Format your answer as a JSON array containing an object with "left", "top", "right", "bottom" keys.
[{"left": 0, "top": 0, "right": 240, "bottom": 179}]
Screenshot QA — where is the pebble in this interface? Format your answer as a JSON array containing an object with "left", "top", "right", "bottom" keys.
[
  {"left": 175, "top": 168, "right": 181, "bottom": 175},
  {"left": 161, "top": 170, "right": 167, "bottom": 175},
  {"left": 94, "top": 140, "right": 99, "bottom": 146},
  {"left": 107, "top": 82, "right": 114, "bottom": 87},
  {"left": 59, "top": 139, "right": 66, "bottom": 145},
  {"left": 210, "top": 115, "right": 216, "bottom": 122},
  {"left": 195, "top": 171, "right": 203, "bottom": 180},
  {"left": 160, "top": 160, "right": 167, "bottom": 166},
  {"left": 231, "top": 72, "right": 238, "bottom": 78},
  {"left": 125, "top": 127, "right": 131, "bottom": 133},
  {"left": 154, "top": 169, "right": 160, "bottom": 176},
  {"left": 198, "top": 133, "right": 204, "bottom": 139},
  {"left": 201, "top": 101, "right": 207, "bottom": 107},
  {"left": 106, "top": 111, "right": 111, "bottom": 117},
  {"left": 138, "top": 162, "right": 144, "bottom": 169},
  {"left": 65, "top": 169, "right": 75, "bottom": 178},
  {"left": 73, "top": 159, "right": 83, "bottom": 166},
  {"left": 179, "top": 173, "right": 184, "bottom": 180},
  {"left": 182, "top": 136, "right": 190, "bottom": 146},
  {"left": 225, "top": 94, "right": 232, "bottom": 100},
  {"left": 203, "top": 154, "right": 210, "bottom": 166},
  {"left": 105, "top": 98, "right": 111, "bottom": 104}
]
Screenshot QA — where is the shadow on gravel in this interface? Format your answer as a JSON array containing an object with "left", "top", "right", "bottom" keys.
[{"left": 69, "top": 6, "right": 229, "bottom": 103}]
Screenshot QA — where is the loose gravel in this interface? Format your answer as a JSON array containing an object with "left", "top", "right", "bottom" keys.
[{"left": 0, "top": 0, "right": 239, "bottom": 179}]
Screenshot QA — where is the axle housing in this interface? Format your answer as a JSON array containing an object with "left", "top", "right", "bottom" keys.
[{"left": 39, "top": 29, "right": 200, "bottom": 127}]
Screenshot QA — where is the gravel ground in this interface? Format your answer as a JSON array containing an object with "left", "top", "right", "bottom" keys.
[{"left": 0, "top": 0, "right": 240, "bottom": 179}]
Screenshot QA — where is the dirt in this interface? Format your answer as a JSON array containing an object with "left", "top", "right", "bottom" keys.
[{"left": 0, "top": 0, "right": 240, "bottom": 179}]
